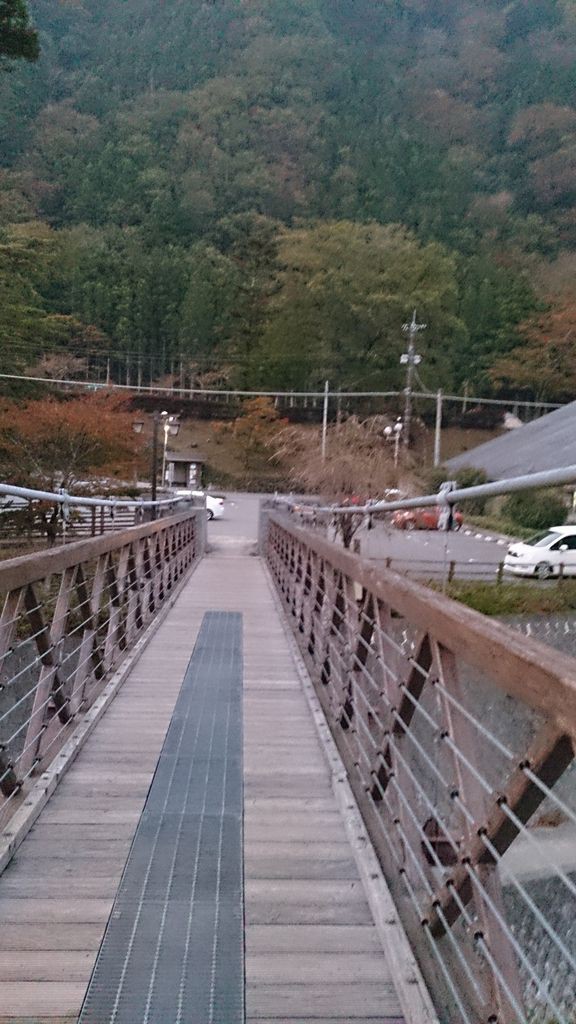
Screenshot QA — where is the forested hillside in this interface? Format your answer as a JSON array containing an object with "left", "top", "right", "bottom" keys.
[{"left": 1, "top": 0, "right": 576, "bottom": 399}]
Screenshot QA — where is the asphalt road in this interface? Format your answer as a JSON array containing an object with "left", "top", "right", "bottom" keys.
[
  {"left": 208, "top": 493, "right": 511, "bottom": 580},
  {"left": 206, "top": 491, "right": 262, "bottom": 550}
]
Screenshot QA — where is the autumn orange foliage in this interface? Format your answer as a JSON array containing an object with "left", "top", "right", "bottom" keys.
[
  {"left": 231, "top": 397, "right": 287, "bottom": 471},
  {"left": 490, "top": 302, "right": 576, "bottom": 402},
  {"left": 0, "top": 392, "right": 144, "bottom": 490}
]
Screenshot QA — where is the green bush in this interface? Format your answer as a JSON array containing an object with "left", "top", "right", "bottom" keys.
[
  {"left": 202, "top": 462, "right": 293, "bottom": 493},
  {"left": 502, "top": 489, "right": 567, "bottom": 531},
  {"left": 422, "top": 466, "right": 451, "bottom": 492},
  {"left": 423, "top": 465, "right": 489, "bottom": 515},
  {"left": 453, "top": 466, "right": 489, "bottom": 514},
  {"left": 465, "top": 514, "right": 534, "bottom": 540},
  {"left": 440, "top": 580, "right": 576, "bottom": 616}
]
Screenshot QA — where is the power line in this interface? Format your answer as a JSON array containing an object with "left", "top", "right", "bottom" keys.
[{"left": 0, "top": 372, "right": 562, "bottom": 411}]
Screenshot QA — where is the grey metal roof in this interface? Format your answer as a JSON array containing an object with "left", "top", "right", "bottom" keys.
[
  {"left": 447, "top": 401, "right": 576, "bottom": 480},
  {"left": 166, "top": 451, "right": 206, "bottom": 463}
]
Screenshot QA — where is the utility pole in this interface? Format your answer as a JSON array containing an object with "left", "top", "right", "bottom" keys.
[
  {"left": 401, "top": 311, "right": 426, "bottom": 447},
  {"left": 321, "top": 381, "right": 329, "bottom": 462},
  {"left": 462, "top": 380, "right": 469, "bottom": 414},
  {"left": 150, "top": 413, "right": 159, "bottom": 518},
  {"left": 434, "top": 389, "right": 443, "bottom": 467}
]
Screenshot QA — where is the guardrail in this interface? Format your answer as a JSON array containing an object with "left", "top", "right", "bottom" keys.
[
  {"left": 0, "top": 482, "right": 193, "bottom": 547},
  {"left": 263, "top": 510, "right": 576, "bottom": 1024},
  {"left": 378, "top": 557, "right": 506, "bottom": 583},
  {"left": 0, "top": 503, "right": 140, "bottom": 544},
  {"left": 373, "top": 557, "right": 576, "bottom": 584},
  {"left": 0, "top": 508, "right": 204, "bottom": 828}
]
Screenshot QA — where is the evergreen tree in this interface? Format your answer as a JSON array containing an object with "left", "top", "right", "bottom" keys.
[{"left": 0, "top": 0, "right": 38, "bottom": 65}]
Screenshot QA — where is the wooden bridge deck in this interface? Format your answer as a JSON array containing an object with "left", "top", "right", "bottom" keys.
[{"left": 0, "top": 542, "right": 407, "bottom": 1023}]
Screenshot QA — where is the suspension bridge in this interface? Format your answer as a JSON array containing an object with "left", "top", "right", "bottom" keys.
[{"left": 0, "top": 485, "right": 574, "bottom": 1024}]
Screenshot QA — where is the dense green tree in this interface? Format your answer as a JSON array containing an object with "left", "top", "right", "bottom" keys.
[
  {"left": 213, "top": 214, "right": 282, "bottom": 387},
  {"left": 0, "top": 0, "right": 38, "bottom": 65},
  {"left": 178, "top": 245, "right": 238, "bottom": 367},
  {"left": 0, "top": 0, "right": 575, "bottom": 397},
  {"left": 0, "top": 224, "right": 77, "bottom": 372},
  {"left": 255, "top": 222, "right": 466, "bottom": 391},
  {"left": 456, "top": 256, "right": 538, "bottom": 385}
]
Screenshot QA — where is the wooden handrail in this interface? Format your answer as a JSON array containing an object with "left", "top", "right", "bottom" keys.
[{"left": 267, "top": 511, "right": 576, "bottom": 732}]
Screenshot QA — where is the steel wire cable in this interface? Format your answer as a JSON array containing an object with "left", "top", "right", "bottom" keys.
[
  {"left": 520, "top": 766, "right": 576, "bottom": 830},
  {"left": 370, "top": 749, "right": 504, "bottom": 1010},
  {"left": 315, "top": 573, "right": 573, "bottom": 946},
  {"left": 301, "top": 561, "right": 576, "bottom": 856},
  {"left": 498, "top": 801, "right": 576, "bottom": 902},
  {"left": 477, "top": 833, "right": 576, "bottom": 976},
  {"left": 368, "top": 757, "right": 486, "bottom": 1008},
  {"left": 315, "top": 615, "right": 475, "bottom": 820},
  {"left": 464, "top": 864, "right": 571, "bottom": 1024},
  {"left": 0, "top": 567, "right": 135, "bottom": 728},
  {"left": 0, "top": 534, "right": 191, "bottom": 807},
  {"left": 272, "top": 533, "right": 576, "bottom": 1022}
]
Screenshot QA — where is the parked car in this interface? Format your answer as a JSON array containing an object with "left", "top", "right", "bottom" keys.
[
  {"left": 504, "top": 526, "right": 576, "bottom": 579},
  {"left": 205, "top": 494, "right": 224, "bottom": 520},
  {"left": 174, "top": 490, "right": 224, "bottom": 520},
  {"left": 391, "top": 507, "right": 463, "bottom": 531}
]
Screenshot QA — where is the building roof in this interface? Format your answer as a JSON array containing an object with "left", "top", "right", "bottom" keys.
[
  {"left": 166, "top": 451, "right": 206, "bottom": 464},
  {"left": 447, "top": 401, "right": 575, "bottom": 480}
]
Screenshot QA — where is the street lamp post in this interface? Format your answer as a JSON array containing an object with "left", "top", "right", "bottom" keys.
[
  {"left": 132, "top": 411, "right": 180, "bottom": 520},
  {"left": 161, "top": 414, "right": 180, "bottom": 489},
  {"left": 131, "top": 419, "right": 145, "bottom": 490},
  {"left": 384, "top": 418, "right": 403, "bottom": 468}
]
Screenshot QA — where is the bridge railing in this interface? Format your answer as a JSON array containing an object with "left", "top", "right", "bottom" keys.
[
  {"left": 0, "top": 508, "right": 204, "bottom": 828},
  {"left": 264, "top": 510, "right": 576, "bottom": 1024}
]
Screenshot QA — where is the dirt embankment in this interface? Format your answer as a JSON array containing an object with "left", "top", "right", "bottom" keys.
[{"left": 161, "top": 418, "right": 500, "bottom": 491}]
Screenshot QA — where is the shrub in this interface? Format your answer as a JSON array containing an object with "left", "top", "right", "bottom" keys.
[
  {"left": 441, "top": 580, "right": 576, "bottom": 616},
  {"left": 502, "top": 489, "right": 567, "bottom": 530},
  {"left": 453, "top": 466, "right": 489, "bottom": 514},
  {"left": 423, "top": 465, "right": 489, "bottom": 515}
]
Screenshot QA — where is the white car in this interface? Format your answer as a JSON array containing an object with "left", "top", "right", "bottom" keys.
[
  {"left": 503, "top": 526, "right": 576, "bottom": 579},
  {"left": 174, "top": 490, "right": 224, "bottom": 521},
  {"left": 205, "top": 494, "right": 224, "bottom": 521}
]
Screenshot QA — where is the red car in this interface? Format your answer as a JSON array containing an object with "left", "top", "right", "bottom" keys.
[{"left": 391, "top": 507, "right": 463, "bottom": 531}]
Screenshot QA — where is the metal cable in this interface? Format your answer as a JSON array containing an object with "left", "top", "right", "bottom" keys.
[
  {"left": 479, "top": 832, "right": 576, "bottom": 976},
  {"left": 0, "top": 532, "right": 192, "bottom": 801},
  {"left": 269, "top": 529, "right": 576, "bottom": 1023},
  {"left": 464, "top": 864, "right": 571, "bottom": 1024},
  {"left": 521, "top": 766, "right": 576, "bottom": 831}
]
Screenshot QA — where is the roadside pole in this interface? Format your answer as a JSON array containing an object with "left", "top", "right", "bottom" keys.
[
  {"left": 401, "top": 311, "right": 426, "bottom": 448},
  {"left": 321, "top": 380, "right": 329, "bottom": 462},
  {"left": 434, "top": 389, "right": 443, "bottom": 467}
]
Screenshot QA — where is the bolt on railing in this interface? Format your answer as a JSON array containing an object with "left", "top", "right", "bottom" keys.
[
  {"left": 263, "top": 510, "right": 576, "bottom": 1024},
  {"left": 0, "top": 506, "right": 204, "bottom": 830}
]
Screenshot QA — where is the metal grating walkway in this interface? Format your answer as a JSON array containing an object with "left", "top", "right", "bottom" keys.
[{"left": 78, "top": 611, "right": 244, "bottom": 1024}]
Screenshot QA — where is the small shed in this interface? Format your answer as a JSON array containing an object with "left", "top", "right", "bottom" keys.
[{"left": 165, "top": 451, "right": 206, "bottom": 489}]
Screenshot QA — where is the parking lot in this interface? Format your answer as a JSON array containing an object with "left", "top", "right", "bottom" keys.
[{"left": 354, "top": 517, "right": 510, "bottom": 581}]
